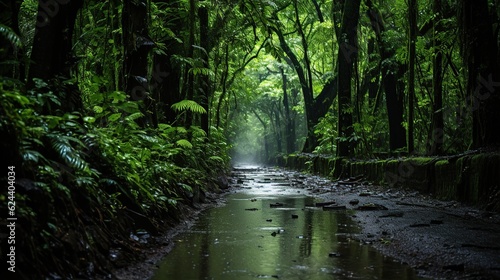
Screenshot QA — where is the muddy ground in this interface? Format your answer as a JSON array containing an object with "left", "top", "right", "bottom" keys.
[{"left": 107, "top": 166, "right": 500, "bottom": 280}]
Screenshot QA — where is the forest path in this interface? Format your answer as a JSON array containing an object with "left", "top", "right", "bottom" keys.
[{"left": 110, "top": 165, "right": 500, "bottom": 279}]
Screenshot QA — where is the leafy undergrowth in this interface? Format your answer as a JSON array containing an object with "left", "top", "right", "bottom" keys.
[{"left": 0, "top": 80, "right": 230, "bottom": 279}]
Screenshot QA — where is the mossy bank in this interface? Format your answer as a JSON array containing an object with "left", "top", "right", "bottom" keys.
[{"left": 276, "top": 152, "right": 500, "bottom": 212}]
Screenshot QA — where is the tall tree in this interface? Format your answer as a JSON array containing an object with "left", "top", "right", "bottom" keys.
[
  {"left": 366, "top": 0, "right": 406, "bottom": 151},
  {"left": 428, "top": 0, "right": 444, "bottom": 155},
  {"left": 28, "top": 0, "right": 84, "bottom": 113},
  {"left": 152, "top": 0, "right": 184, "bottom": 125},
  {"left": 337, "top": 0, "right": 361, "bottom": 157},
  {"left": 459, "top": 0, "right": 500, "bottom": 148},
  {"left": 280, "top": 63, "right": 296, "bottom": 153},
  {"left": 268, "top": 1, "right": 338, "bottom": 153},
  {"left": 122, "top": 0, "right": 154, "bottom": 127},
  {"left": 199, "top": 2, "right": 210, "bottom": 135},
  {"left": 407, "top": 0, "right": 417, "bottom": 153}
]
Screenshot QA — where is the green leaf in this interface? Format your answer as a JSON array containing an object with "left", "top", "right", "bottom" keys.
[
  {"left": 171, "top": 100, "right": 206, "bottom": 114},
  {"left": 84, "top": 116, "right": 96, "bottom": 123},
  {"left": 108, "top": 113, "right": 122, "bottom": 122},
  {"left": 93, "top": 106, "right": 103, "bottom": 113},
  {"left": 176, "top": 139, "right": 193, "bottom": 149}
]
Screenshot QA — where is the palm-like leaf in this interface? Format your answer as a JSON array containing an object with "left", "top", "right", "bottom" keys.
[
  {"left": 0, "top": 24, "right": 23, "bottom": 49},
  {"left": 171, "top": 100, "right": 207, "bottom": 114}
]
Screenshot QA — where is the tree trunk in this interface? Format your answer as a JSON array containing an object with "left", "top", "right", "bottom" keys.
[
  {"left": 428, "top": 0, "right": 444, "bottom": 155},
  {"left": 337, "top": 0, "right": 361, "bottom": 157},
  {"left": 271, "top": 9, "right": 338, "bottom": 154},
  {"left": 199, "top": 4, "right": 210, "bottom": 136},
  {"left": 28, "top": 0, "right": 84, "bottom": 113},
  {"left": 366, "top": 0, "right": 406, "bottom": 151},
  {"left": 122, "top": 0, "right": 153, "bottom": 126},
  {"left": 407, "top": 0, "right": 417, "bottom": 153},
  {"left": 152, "top": 0, "right": 183, "bottom": 125},
  {"left": 460, "top": 0, "right": 500, "bottom": 148},
  {"left": 281, "top": 65, "right": 296, "bottom": 153}
]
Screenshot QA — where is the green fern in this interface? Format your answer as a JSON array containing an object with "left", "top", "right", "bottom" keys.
[
  {"left": 0, "top": 24, "right": 22, "bottom": 49},
  {"left": 171, "top": 100, "right": 206, "bottom": 114},
  {"left": 176, "top": 139, "right": 193, "bottom": 149},
  {"left": 48, "top": 134, "right": 89, "bottom": 171}
]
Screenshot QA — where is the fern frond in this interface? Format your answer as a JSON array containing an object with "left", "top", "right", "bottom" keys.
[
  {"left": 0, "top": 24, "right": 22, "bottom": 49},
  {"left": 171, "top": 100, "right": 206, "bottom": 114},
  {"left": 48, "top": 134, "right": 88, "bottom": 171},
  {"left": 176, "top": 139, "right": 193, "bottom": 149}
]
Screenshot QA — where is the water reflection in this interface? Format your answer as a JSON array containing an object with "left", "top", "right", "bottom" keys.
[{"left": 153, "top": 191, "right": 421, "bottom": 279}]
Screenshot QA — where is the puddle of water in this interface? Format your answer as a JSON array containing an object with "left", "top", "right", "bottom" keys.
[{"left": 152, "top": 168, "right": 422, "bottom": 280}]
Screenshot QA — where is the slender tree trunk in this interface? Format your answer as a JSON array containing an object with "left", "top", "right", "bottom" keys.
[
  {"left": 122, "top": 0, "right": 153, "bottom": 126},
  {"left": 281, "top": 65, "right": 295, "bottom": 153},
  {"left": 428, "top": 0, "right": 444, "bottom": 155},
  {"left": 199, "top": 3, "right": 210, "bottom": 136},
  {"left": 216, "top": 43, "right": 230, "bottom": 128},
  {"left": 253, "top": 110, "right": 269, "bottom": 161},
  {"left": 366, "top": 0, "right": 406, "bottom": 151},
  {"left": 337, "top": 0, "right": 361, "bottom": 157},
  {"left": 152, "top": 0, "right": 183, "bottom": 125},
  {"left": 407, "top": 0, "right": 417, "bottom": 153}
]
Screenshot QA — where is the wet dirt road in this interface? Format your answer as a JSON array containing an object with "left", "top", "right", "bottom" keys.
[
  {"left": 152, "top": 165, "right": 421, "bottom": 279},
  {"left": 112, "top": 165, "right": 500, "bottom": 279}
]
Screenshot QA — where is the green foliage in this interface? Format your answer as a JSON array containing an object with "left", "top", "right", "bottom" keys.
[
  {"left": 171, "top": 99, "right": 207, "bottom": 114},
  {"left": 0, "top": 24, "right": 23, "bottom": 49}
]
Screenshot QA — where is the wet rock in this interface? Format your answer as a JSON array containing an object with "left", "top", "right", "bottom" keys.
[
  {"left": 323, "top": 205, "right": 347, "bottom": 211},
  {"left": 380, "top": 211, "right": 404, "bottom": 218},
  {"left": 271, "top": 232, "right": 277, "bottom": 237},
  {"left": 315, "top": 201, "right": 336, "bottom": 207},
  {"left": 357, "top": 203, "right": 388, "bottom": 210},
  {"left": 349, "top": 199, "right": 360, "bottom": 205},
  {"left": 359, "top": 192, "right": 371, "bottom": 197}
]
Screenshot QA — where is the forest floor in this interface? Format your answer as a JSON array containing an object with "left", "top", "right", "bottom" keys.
[{"left": 106, "top": 167, "right": 500, "bottom": 280}]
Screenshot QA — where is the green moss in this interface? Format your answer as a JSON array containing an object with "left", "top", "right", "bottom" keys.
[{"left": 277, "top": 152, "right": 500, "bottom": 211}]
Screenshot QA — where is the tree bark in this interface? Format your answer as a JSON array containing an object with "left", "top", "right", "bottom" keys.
[
  {"left": 199, "top": 3, "right": 210, "bottom": 136},
  {"left": 460, "top": 0, "right": 500, "bottom": 148},
  {"left": 281, "top": 65, "right": 296, "bottom": 153},
  {"left": 152, "top": 0, "right": 183, "bottom": 125},
  {"left": 28, "top": 0, "right": 84, "bottom": 113},
  {"left": 122, "top": 0, "right": 154, "bottom": 126},
  {"left": 366, "top": 0, "right": 407, "bottom": 151},
  {"left": 428, "top": 0, "right": 444, "bottom": 155},
  {"left": 337, "top": 0, "right": 361, "bottom": 157},
  {"left": 407, "top": 0, "right": 417, "bottom": 153}
]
